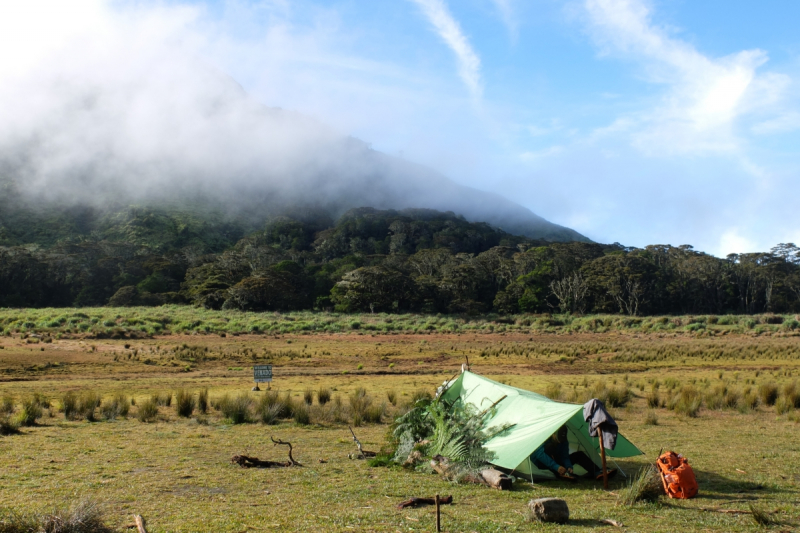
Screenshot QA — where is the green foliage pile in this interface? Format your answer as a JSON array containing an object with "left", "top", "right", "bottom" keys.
[{"left": 389, "top": 395, "right": 504, "bottom": 481}]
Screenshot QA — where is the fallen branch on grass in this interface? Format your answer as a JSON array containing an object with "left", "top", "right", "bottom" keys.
[
  {"left": 133, "top": 514, "right": 148, "bottom": 533},
  {"left": 348, "top": 426, "right": 377, "bottom": 459},
  {"left": 397, "top": 496, "right": 453, "bottom": 510},
  {"left": 599, "top": 518, "right": 624, "bottom": 527},
  {"left": 231, "top": 437, "right": 302, "bottom": 468}
]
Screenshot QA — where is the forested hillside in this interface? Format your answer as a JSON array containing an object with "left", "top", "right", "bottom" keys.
[{"left": 1, "top": 197, "right": 799, "bottom": 315}]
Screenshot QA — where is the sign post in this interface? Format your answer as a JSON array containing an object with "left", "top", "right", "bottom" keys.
[{"left": 253, "top": 364, "right": 273, "bottom": 391}]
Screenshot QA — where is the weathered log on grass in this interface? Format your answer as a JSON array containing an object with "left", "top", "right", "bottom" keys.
[
  {"left": 397, "top": 495, "right": 453, "bottom": 510},
  {"left": 528, "top": 498, "right": 570, "bottom": 524},
  {"left": 429, "top": 456, "right": 512, "bottom": 489},
  {"left": 480, "top": 468, "right": 513, "bottom": 490}
]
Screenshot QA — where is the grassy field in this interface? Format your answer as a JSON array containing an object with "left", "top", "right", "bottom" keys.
[{"left": 1, "top": 308, "right": 799, "bottom": 532}]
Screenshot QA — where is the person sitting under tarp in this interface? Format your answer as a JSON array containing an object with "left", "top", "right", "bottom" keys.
[{"left": 530, "top": 425, "right": 616, "bottom": 481}]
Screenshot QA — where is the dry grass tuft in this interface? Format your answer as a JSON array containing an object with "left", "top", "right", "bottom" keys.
[
  {"left": 617, "top": 465, "right": 663, "bottom": 506},
  {"left": 136, "top": 398, "right": 159, "bottom": 423},
  {"left": 0, "top": 499, "right": 113, "bottom": 533}
]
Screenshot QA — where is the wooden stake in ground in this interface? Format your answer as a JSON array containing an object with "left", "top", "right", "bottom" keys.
[
  {"left": 434, "top": 494, "right": 441, "bottom": 532},
  {"left": 598, "top": 430, "right": 608, "bottom": 490}
]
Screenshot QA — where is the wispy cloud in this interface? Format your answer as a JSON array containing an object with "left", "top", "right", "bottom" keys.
[
  {"left": 489, "top": 0, "right": 517, "bottom": 41},
  {"left": 409, "top": 0, "right": 482, "bottom": 101},
  {"left": 583, "top": 0, "right": 791, "bottom": 156}
]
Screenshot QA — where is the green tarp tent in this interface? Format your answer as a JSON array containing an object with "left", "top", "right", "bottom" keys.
[{"left": 440, "top": 371, "right": 643, "bottom": 480}]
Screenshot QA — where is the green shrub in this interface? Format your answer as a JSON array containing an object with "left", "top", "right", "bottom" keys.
[
  {"left": 317, "top": 388, "right": 332, "bottom": 405},
  {"left": 758, "top": 383, "right": 779, "bottom": 406},
  {"left": 174, "top": 389, "right": 195, "bottom": 418},
  {"left": 100, "top": 393, "right": 129, "bottom": 420},
  {"left": 137, "top": 398, "right": 159, "bottom": 422},
  {"left": 219, "top": 393, "right": 252, "bottom": 424}
]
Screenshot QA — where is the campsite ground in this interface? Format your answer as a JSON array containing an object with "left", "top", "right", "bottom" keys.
[{"left": 1, "top": 310, "right": 799, "bottom": 531}]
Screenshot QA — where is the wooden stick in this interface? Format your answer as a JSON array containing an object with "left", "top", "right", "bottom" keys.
[
  {"left": 598, "top": 430, "right": 608, "bottom": 490},
  {"left": 478, "top": 394, "right": 507, "bottom": 418},
  {"left": 133, "top": 515, "right": 147, "bottom": 533},
  {"left": 435, "top": 494, "right": 441, "bottom": 532}
]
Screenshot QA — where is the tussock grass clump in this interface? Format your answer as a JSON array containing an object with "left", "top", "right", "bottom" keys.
[
  {"left": 588, "top": 381, "right": 632, "bottom": 408},
  {"left": 646, "top": 389, "right": 661, "bottom": 408},
  {"left": 17, "top": 397, "right": 43, "bottom": 427},
  {"left": 293, "top": 403, "right": 311, "bottom": 425},
  {"left": 748, "top": 503, "right": 777, "bottom": 526},
  {"left": 255, "top": 391, "right": 293, "bottom": 424},
  {"left": 544, "top": 382, "right": 563, "bottom": 401},
  {"left": 219, "top": 393, "right": 252, "bottom": 424},
  {"left": 317, "top": 388, "right": 331, "bottom": 405},
  {"left": 386, "top": 390, "right": 397, "bottom": 406},
  {"left": 668, "top": 385, "right": 702, "bottom": 417},
  {"left": 758, "top": 383, "right": 779, "bottom": 407},
  {"left": 1, "top": 395, "right": 14, "bottom": 415},
  {"left": 174, "top": 389, "right": 195, "bottom": 418},
  {"left": 644, "top": 410, "right": 659, "bottom": 426},
  {"left": 303, "top": 388, "right": 314, "bottom": 406},
  {"left": 618, "top": 465, "right": 663, "bottom": 505},
  {"left": 153, "top": 393, "right": 172, "bottom": 407},
  {"left": 363, "top": 402, "right": 385, "bottom": 424},
  {"left": 136, "top": 398, "right": 159, "bottom": 422},
  {"left": 99, "top": 393, "right": 129, "bottom": 421},
  {"left": 62, "top": 391, "right": 102, "bottom": 422},
  {"left": 0, "top": 499, "right": 114, "bottom": 533},
  {"left": 781, "top": 381, "right": 799, "bottom": 409},
  {"left": 739, "top": 387, "right": 760, "bottom": 413},
  {"left": 349, "top": 388, "right": 372, "bottom": 426},
  {"left": 0, "top": 414, "right": 19, "bottom": 435},
  {"left": 197, "top": 389, "right": 209, "bottom": 414},
  {"left": 61, "top": 392, "right": 78, "bottom": 420}
]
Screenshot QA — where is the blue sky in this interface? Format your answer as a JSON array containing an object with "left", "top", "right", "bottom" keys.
[{"left": 4, "top": 0, "right": 800, "bottom": 254}]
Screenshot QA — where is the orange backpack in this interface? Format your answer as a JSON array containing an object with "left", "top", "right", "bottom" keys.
[{"left": 656, "top": 451, "right": 698, "bottom": 499}]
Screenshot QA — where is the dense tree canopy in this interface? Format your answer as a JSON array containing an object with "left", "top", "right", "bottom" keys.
[{"left": 2, "top": 204, "right": 800, "bottom": 316}]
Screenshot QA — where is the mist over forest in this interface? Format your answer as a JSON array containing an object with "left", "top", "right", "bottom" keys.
[{"left": 1, "top": 2, "right": 799, "bottom": 316}]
